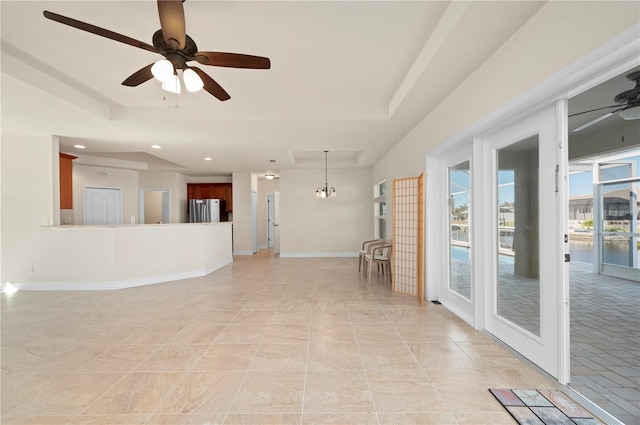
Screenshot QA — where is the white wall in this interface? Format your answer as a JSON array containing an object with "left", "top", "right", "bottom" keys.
[
  {"left": 373, "top": 1, "right": 640, "bottom": 237},
  {"left": 232, "top": 172, "right": 253, "bottom": 255},
  {"left": 1, "top": 135, "right": 58, "bottom": 281},
  {"left": 279, "top": 168, "right": 372, "bottom": 257}
]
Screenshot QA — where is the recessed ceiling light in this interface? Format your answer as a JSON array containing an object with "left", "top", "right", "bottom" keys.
[
  {"left": 73, "top": 144, "right": 86, "bottom": 149},
  {"left": 151, "top": 145, "right": 162, "bottom": 149},
  {"left": 204, "top": 157, "right": 212, "bottom": 161}
]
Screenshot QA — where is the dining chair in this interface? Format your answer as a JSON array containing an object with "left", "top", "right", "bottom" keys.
[
  {"left": 364, "top": 243, "right": 393, "bottom": 284},
  {"left": 358, "top": 239, "right": 383, "bottom": 273}
]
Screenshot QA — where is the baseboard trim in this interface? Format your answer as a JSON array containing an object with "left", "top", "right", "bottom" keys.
[
  {"left": 1, "top": 257, "right": 233, "bottom": 291},
  {"left": 232, "top": 250, "right": 255, "bottom": 256}
]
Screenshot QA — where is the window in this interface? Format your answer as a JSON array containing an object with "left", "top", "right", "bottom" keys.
[{"left": 374, "top": 180, "right": 386, "bottom": 239}]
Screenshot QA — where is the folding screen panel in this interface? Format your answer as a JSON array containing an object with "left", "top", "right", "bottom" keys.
[{"left": 392, "top": 174, "right": 424, "bottom": 304}]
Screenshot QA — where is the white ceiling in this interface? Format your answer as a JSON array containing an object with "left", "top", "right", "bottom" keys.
[{"left": 1, "top": 1, "right": 635, "bottom": 177}]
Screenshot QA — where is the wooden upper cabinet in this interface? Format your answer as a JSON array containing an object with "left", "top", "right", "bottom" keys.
[
  {"left": 187, "top": 183, "right": 233, "bottom": 212},
  {"left": 59, "top": 153, "right": 77, "bottom": 209}
]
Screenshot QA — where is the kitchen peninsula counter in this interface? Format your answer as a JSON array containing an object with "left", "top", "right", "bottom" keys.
[{"left": 13, "top": 222, "right": 232, "bottom": 290}]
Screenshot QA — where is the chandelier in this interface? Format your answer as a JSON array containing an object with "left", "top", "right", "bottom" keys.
[{"left": 316, "top": 150, "right": 336, "bottom": 198}]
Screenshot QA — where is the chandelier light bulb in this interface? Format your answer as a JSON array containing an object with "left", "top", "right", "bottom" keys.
[
  {"left": 183, "top": 68, "right": 204, "bottom": 92},
  {"left": 151, "top": 59, "right": 174, "bottom": 83}
]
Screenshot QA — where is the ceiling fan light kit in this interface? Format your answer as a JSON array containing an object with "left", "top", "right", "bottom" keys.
[
  {"left": 619, "top": 105, "right": 640, "bottom": 120},
  {"left": 571, "top": 70, "right": 640, "bottom": 132},
  {"left": 43, "top": 0, "right": 270, "bottom": 101}
]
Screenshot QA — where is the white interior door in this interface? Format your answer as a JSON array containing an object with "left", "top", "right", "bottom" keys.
[
  {"left": 481, "top": 103, "right": 568, "bottom": 380},
  {"left": 252, "top": 191, "right": 258, "bottom": 254},
  {"left": 84, "top": 187, "right": 122, "bottom": 225},
  {"left": 267, "top": 193, "right": 275, "bottom": 248},
  {"left": 273, "top": 191, "right": 280, "bottom": 255}
]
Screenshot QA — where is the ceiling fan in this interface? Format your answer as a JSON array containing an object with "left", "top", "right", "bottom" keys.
[
  {"left": 43, "top": 0, "right": 270, "bottom": 101},
  {"left": 570, "top": 70, "right": 640, "bottom": 132}
]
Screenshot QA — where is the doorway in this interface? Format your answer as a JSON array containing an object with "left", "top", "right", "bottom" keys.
[
  {"left": 139, "top": 189, "right": 170, "bottom": 224},
  {"left": 567, "top": 151, "right": 640, "bottom": 424}
]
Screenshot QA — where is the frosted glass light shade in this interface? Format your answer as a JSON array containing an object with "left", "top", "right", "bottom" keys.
[
  {"left": 619, "top": 105, "right": 640, "bottom": 120},
  {"left": 161, "top": 75, "right": 181, "bottom": 94},
  {"left": 183, "top": 68, "right": 204, "bottom": 92},
  {"left": 151, "top": 59, "right": 174, "bottom": 83}
]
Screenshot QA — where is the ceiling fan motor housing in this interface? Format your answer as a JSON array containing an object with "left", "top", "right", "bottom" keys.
[{"left": 153, "top": 30, "right": 198, "bottom": 69}]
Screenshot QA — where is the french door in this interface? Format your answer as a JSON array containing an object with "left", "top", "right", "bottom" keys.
[{"left": 481, "top": 103, "right": 569, "bottom": 380}]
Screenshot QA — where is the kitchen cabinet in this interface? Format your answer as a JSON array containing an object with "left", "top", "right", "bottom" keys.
[
  {"left": 187, "top": 183, "right": 233, "bottom": 212},
  {"left": 59, "top": 153, "right": 77, "bottom": 209}
]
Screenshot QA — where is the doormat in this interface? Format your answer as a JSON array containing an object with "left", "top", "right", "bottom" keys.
[{"left": 489, "top": 389, "right": 600, "bottom": 424}]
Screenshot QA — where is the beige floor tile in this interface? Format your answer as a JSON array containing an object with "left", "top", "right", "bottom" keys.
[
  {"left": 262, "top": 324, "right": 310, "bottom": 344},
  {"left": 271, "top": 310, "right": 313, "bottom": 324},
  {"left": 2, "top": 254, "right": 604, "bottom": 424},
  {"left": 366, "top": 369, "right": 447, "bottom": 412},
  {"left": 232, "top": 310, "right": 276, "bottom": 324},
  {"left": 454, "top": 411, "right": 517, "bottom": 424},
  {"left": 145, "top": 413, "right": 226, "bottom": 424},
  {"left": 358, "top": 343, "right": 421, "bottom": 370},
  {"left": 348, "top": 309, "right": 389, "bottom": 323},
  {"left": 407, "top": 341, "right": 476, "bottom": 370},
  {"left": 230, "top": 371, "right": 305, "bottom": 413},
  {"left": 309, "top": 324, "right": 356, "bottom": 344},
  {"left": 301, "top": 412, "right": 379, "bottom": 424},
  {"left": 214, "top": 324, "right": 267, "bottom": 344},
  {"left": 192, "top": 344, "right": 258, "bottom": 371},
  {"left": 303, "top": 371, "right": 375, "bottom": 413},
  {"left": 250, "top": 343, "right": 308, "bottom": 371},
  {"left": 155, "top": 371, "right": 245, "bottom": 414},
  {"left": 377, "top": 412, "right": 460, "bottom": 424},
  {"left": 307, "top": 343, "right": 364, "bottom": 371},
  {"left": 166, "top": 324, "right": 227, "bottom": 345},
  {"left": 68, "top": 414, "right": 151, "bottom": 424},
  {"left": 83, "top": 372, "right": 185, "bottom": 414},
  {"left": 277, "top": 298, "right": 314, "bottom": 312},
  {"left": 76, "top": 345, "right": 157, "bottom": 373},
  {"left": 135, "top": 345, "right": 207, "bottom": 372},
  {"left": 192, "top": 310, "right": 239, "bottom": 324},
  {"left": 310, "top": 310, "right": 351, "bottom": 323},
  {"left": 0, "top": 416, "right": 77, "bottom": 425},
  {"left": 352, "top": 324, "right": 403, "bottom": 344},
  {"left": 12, "top": 373, "right": 124, "bottom": 416},
  {"left": 223, "top": 413, "right": 302, "bottom": 424}
]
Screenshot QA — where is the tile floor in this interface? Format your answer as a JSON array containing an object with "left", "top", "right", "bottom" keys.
[{"left": 2, "top": 252, "right": 593, "bottom": 425}]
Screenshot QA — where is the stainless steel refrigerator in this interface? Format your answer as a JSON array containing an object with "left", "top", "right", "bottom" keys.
[{"left": 189, "top": 199, "right": 228, "bottom": 222}]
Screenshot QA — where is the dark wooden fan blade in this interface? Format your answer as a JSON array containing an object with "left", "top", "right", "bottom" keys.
[
  {"left": 193, "top": 52, "right": 271, "bottom": 69},
  {"left": 122, "top": 64, "right": 154, "bottom": 87},
  {"left": 43, "top": 11, "right": 161, "bottom": 54},
  {"left": 190, "top": 67, "right": 230, "bottom": 101},
  {"left": 157, "top": 0, "right": 186, "bottom": 50}
]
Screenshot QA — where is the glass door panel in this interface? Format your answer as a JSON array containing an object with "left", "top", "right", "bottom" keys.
[
  {"left": 483, "top": 103, "right": 565, "bottom": 379},
  {"left": 496, "top": 136, "right": 540, "bottom": 336},
  {"left": 449, "top": 161, "right": 471, "bottom": 300},
  {"left": 599, "top": 179, "right": 640, "bottom": 279}
]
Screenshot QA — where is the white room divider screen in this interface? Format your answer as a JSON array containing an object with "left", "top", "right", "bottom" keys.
[{"left": 392, "top": 174, "right": 424, "bottom": 304}]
